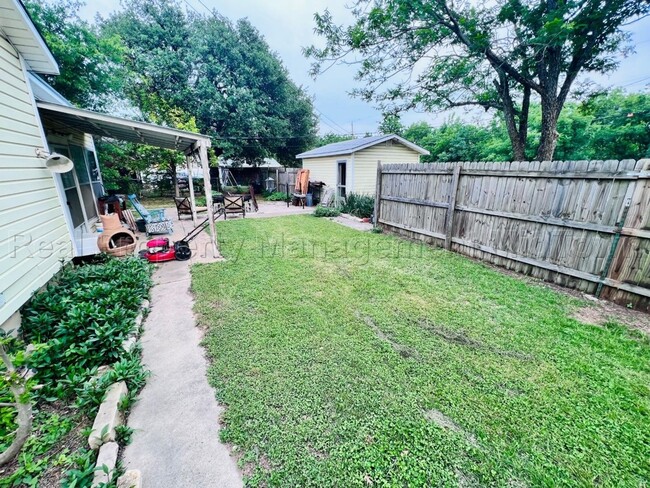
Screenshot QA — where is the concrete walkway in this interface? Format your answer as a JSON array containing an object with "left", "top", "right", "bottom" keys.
[
  {"left": 122, "top": 260, "right": 242, "bottom": 488},
  {"left": 122, "top": 201, "right": 314, "bottom": 486}
]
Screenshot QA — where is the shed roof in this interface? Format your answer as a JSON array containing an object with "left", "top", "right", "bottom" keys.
[
  {"left": 0, "top": 0, "right": 59, "bottom": 74},
  {"left": 36, "top": 101, "right": 211, "bottom": 153},
  {"left": 296, "top": 134, "right": 429, "bottom": 159}
]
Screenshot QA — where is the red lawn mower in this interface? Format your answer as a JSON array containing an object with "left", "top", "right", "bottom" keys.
[{"left": 139, "top": 216, "right": 212, "bottom": 263}]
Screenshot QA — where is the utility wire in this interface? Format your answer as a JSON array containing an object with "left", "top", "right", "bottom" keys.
[
  {"left": 314, "top": 108, "right": 350, "bottom": 134},
  {"left": 194, "top": 0, "right": 213, "bottom": 15},
  {"left": 620, "top": 75, "right": 650, "bottom": 87},
  {"left": 180, "top": 0, "right": 202, "bottom": 16}
]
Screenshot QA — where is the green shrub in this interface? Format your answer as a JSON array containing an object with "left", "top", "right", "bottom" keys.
[
  {"left": 222, "top": 185, "right": 249, "bottom": 195},
  {"left": 313, "top": 206, "right": 341, "bottom": 217},
  {"left": 341, "top": 193, "right": 374, "bottom": 218},
  {"left": 21, "top": 257, "right": 153, "bottom": 401},
  {"left": 266, "top": 191, "right": 289, "bottom": 201}
]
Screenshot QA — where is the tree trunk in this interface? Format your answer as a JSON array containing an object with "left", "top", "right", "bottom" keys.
[
  {"left": 494, "top": 75, "right": 527, "bottom": 161},
  {"left": 0, "top": 345, "right": 32, "bottom": 467},
  {"left": 536, "top": 98, "right": 561, "bottom": 161}
]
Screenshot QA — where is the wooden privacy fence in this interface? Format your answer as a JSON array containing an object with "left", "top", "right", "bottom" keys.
[
  {"left": 375, "top": 160, "right": 650, "bottom": 311},
  {"left": 275, "top": 167, "right": 299, "bottom": 194}
]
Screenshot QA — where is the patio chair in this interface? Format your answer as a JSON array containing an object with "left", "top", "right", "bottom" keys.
[
  {"left": 223, "top": 196, "right": 245, "bottom": 219},
  {"left": 174, "top": 197, "right": 207, "bottom": 220},
  {"left": 127, "top": 194, "right": 173, "bottom": 235}
]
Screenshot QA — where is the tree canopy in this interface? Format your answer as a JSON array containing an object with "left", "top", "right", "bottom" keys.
[
  {"left": 402, "top": 90, "right": 650, "bottom": 162},
  {"left": 24, "top": 0, "right": 126, "bottom": 110},
  {"left": 306, "top": 0, "right": 650, "bottom": 161},
  {"left": 101, "top": 0, "right": 316, "bottom": 165},
  {"left": 26, "top": 0, "right": 317, "bottom": 167}
]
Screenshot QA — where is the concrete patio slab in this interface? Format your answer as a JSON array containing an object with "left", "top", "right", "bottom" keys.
[{"left": 122, "top": 261, "right": 242, "bottom": 488}]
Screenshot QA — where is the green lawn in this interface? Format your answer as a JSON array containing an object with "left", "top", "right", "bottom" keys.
[{"left": 192, "top": 216, "right": 650, "bottom": 487}]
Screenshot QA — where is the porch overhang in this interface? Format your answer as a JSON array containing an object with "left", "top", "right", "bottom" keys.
[
  {"left": 36, "top": 101, "right": 219, "bottom": 258},
  {"left": 36, "top": 101, "right": 211, "bottom": 152}
]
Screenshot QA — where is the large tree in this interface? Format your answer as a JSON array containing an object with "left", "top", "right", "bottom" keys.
[
  {"left": 401, "top": 90, "right": 650, "bottom": 162},
  {"left": 306, "top": 0, "right": 650, "bottom": 161},
  {"left": 102, "top": 0, "right": 317, "bottom": 165},
  {"left": 25, "top": 0, "right": 125, "bottom": 110}
]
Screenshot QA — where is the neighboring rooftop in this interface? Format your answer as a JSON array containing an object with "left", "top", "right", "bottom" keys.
[
  {"left": 219, "top": 158, "right": 282, "bottom": 168},
  {"left": 0, "top": 0, "right": 59, "bottom": 74},
  {"left": 296, "top": 134, "right": 430, "bottom": 159}
]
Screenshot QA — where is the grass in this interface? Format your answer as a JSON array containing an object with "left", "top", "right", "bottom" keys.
[{"left": 192, "top": 216, "right": 650, "bottom": 487}]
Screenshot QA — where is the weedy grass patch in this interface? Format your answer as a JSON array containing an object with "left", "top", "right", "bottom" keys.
[{"left": 193, "top": 216, "right": 650, "bottom": 487}]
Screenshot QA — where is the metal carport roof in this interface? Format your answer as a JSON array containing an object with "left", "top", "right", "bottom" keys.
[{"left": 36, "top": 101, "right": 211, "bottom": 153}]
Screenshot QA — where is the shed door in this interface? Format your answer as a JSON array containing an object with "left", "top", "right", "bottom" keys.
[{"left": 337, "top": 160, "right": 347, "bottom": 200}]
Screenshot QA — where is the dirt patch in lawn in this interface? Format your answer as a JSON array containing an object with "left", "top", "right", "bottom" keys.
[
  {"left": 417, "top": 319, "right": 534, "bottom": 361},
  {"left": 477, "top": 261, "right": 650, "bottom": 335},
  {"left": 570, "top": 300, "right": 650, "bottom": 335},
  {"left": 359, "top": 313, "right": 419, "bottom": 359},
  {"left": 1, "top": 402, "right": 91, "bottom": 488},
  {"left": 37, "top": 420, "right": 89, "bottom": 488},
  {"left": 424, "top": 409, "right": 479, "bottom": 448}
]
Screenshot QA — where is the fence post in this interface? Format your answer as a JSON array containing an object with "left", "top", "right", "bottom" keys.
[
  {"left": 374, "top": 161, "right": 382, "bottom": 227},
  {"left": 444, "top": 163, "right": 462, "bottom": 250},
  {"left": 596, "top": 163, "right": 644, "bottom": 297}
]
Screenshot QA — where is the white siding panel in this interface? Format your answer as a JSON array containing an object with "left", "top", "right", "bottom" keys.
[
  {"left": 0, "top": 36, "right": 73, "bottom": 327},
  {"left": 0, "top": 196, "right": 61, "bottom": 227},
  {"left": 0, "top": 127, "right": 43, "bottom": 147},
  {"left": 0, "top": 177, "right": 52, "bottom": 196},
  {"left": 352, "top": 142, "right": 421, "bottom": 194},
  {"left": 0, "top": 221, "right": 70, "bottom": 280},
  {"left": 0, "top": 187, "right": 58, "bottom": 212},
  {"left": 302, "top": 155, "right": 345, "bottom": 191},
  {"left": 0, "top": 99, "right": 36, "bottom": 122},
  {"left": 0, "top": 111, "right": 43, "bottom": 135}
]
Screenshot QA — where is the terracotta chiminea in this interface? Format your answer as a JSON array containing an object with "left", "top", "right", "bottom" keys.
[{"left": 97, "top": 214, "right": 136, "bottom": 257}]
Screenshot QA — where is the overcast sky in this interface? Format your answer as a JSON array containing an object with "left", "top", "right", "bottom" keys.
[{"left": 79, "top": 0, "right": 650, "bottom": 136}]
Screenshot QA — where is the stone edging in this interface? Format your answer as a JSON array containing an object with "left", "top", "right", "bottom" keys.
[{"left": 88, "top": 298, "right": 150, "bottom": 487}]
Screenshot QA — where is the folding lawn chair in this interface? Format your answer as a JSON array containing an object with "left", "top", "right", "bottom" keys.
[
  {"left": 223, "top": 196, "right": 245, "bottom": 219},
  {"left": 127, "top": 194, "right": 173, "bottom": 235},
  {"left": 174, "top": 197, "right": 207, "bottom": 220}
]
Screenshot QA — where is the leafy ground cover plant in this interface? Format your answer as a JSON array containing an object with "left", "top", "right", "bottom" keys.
[
  {"left": 265, "top": 192, "right": 289, "bottom": 202},
  {"left": 0, "top": 256, "right": 152, "bottom": 486},
  {"left": 312, "top": 205, "right": 341, "bottom": 217},
  {"left": 193, "top": 216, "right": 650, "bottom": 487},
  {"left": 340, "top": 193, "right": 374, "bottom": 219}
]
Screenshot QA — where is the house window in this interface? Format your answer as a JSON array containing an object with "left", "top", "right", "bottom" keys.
[
  {"left": 337, "top": 160, "right": 347, "bottom": 200},
  {"left": 53, "top": 144, "right": 99, "bottom": 230}
]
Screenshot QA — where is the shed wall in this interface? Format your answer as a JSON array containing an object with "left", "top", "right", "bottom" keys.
[
  {"left": 353, "top": 142, "right": 421, "bottom": 194},
  {"left": 301, "top": 154, "right": 349, "bottom": 191}
]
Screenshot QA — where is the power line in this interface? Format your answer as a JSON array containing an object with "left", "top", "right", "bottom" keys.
[
  {"left": 314, "top": 108, "right": 350, "bottom": 134},
  {"left": 621, "top": 75, "right": 650, "bottom": 87},
  {"left": 317, "top": 109, "right": 346, "bottom": 131},
  {"left": 180, "top": 0, "right": 201, "bottom": 15},
  {"left": 194, "top": 0, "right": 213, "bottom": 15}
]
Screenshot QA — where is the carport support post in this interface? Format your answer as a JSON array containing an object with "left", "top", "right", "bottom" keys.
[
  {"left": 198, "top": 139, "right": 218, "bottom": 258},
  {"left": 186, "top": 154, "right": 198, "bottom": 225}
]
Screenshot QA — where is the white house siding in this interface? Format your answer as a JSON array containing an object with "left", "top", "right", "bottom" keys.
[
  {"left": 352, "top": 142, "right": 420, "bottom": 194},
  {"left": 302, "top": 154, "right": 349, "bottom": 190},
  {"left": 0, "top": 36, "right": 72, "bottom": 328}
]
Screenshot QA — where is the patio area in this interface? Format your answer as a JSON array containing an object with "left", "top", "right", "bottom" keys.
[{"left": 129, "top": 199, "right": 314, "bottom": 264}]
